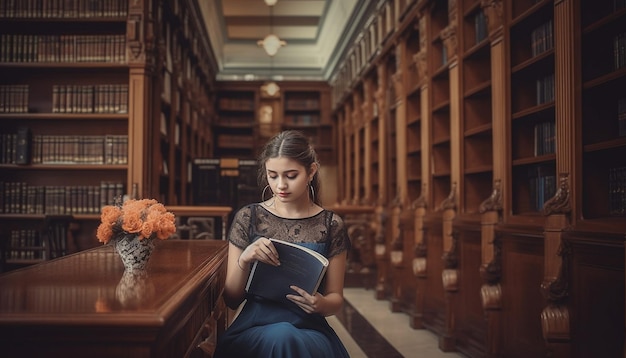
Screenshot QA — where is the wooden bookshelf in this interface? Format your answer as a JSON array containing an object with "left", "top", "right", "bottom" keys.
[
  {"left": 213, "top": 81, "right": 334, "bottom": 163},
  {"left": 0, "top": 0, "right": 217, "bottom": 270},
  {"left": 508, "top": 0, "right": 556, "bottom": 218},
  {"left": 330, "top": 0, "right": 625, "bottom": 356}
]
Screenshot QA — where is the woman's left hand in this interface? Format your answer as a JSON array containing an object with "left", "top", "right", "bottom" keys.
[{"left": 286, "top": 285, "right": 320, "bottom": 314}]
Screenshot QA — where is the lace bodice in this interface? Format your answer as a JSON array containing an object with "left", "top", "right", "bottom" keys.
[{"left": 228, "top": 204, "right": 350, "bottom": 258}]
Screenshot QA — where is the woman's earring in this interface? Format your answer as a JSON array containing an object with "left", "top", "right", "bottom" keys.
[
  {"left": 308, "top": 182, "right": 315, "bottom": 203},
  {"left": 261, "top": 185, "right": 274, "bottom": 207}
]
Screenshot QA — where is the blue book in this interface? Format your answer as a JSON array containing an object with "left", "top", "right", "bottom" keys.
[{"left": 245, "top": 238, "right": 329, "bottom": 303}]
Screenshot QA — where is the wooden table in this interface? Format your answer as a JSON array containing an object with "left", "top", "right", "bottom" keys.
[{"left": 0, "top": 239, "right": 228, "bottom": 358}]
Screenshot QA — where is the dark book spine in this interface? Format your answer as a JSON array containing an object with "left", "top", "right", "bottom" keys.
[{"left": 15, "top": 127, "right": 32, "bottom": 164}]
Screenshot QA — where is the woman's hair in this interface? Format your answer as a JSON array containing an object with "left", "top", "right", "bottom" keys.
[{"left": 257, "top": 130, "right": 322, "bottom": 205}]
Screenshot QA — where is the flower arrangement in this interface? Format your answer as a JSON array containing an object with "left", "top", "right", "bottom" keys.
[{"left": 97, "top": 199, "right": 176, "bottom": 244}]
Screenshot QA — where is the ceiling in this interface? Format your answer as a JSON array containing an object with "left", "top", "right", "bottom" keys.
[{"left": 197, "top": 0, "right": 372, "bottom": 81}]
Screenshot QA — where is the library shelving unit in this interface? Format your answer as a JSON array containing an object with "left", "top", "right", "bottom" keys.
[
  {"left": 330, "top": 0, "right": 625, "bottom": 356},
  {"left": 508, "top": 0, "right": 556, "bottom": 220},
  {"left": 283, "top": 90, "right": 335, "bottom": 166},
  {"left": 214, "top": 89, "right": 258, "bottom": 159},
  {"left": 0, "top": 2, "right": 131, "bottom": 269},
  {"left": 459, "top": 0, "right": 492, "bottom": 215},
  {"left": 155, "top": 0, "right": 215, "bottom": 206},
  {"left": 579, "top": 0, "right": 626, "bottom": 224},
  {"left": 213, "top": 81, "right": 334, "bottom": 164},
  {"left": 0, "top": 0, "right": 216, "bottom": 270}
]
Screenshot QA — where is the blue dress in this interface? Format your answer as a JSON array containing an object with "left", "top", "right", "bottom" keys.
[{"left": 214, "top": 204, "right": 351, "bottom": 358}]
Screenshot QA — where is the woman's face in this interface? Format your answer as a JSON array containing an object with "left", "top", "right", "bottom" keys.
[{"left": 265, "top": 156, "right": 313, "bottom": 204}]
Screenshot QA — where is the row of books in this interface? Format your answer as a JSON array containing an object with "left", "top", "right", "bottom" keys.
[
  {"left": 217, "top": 115, "right": 255, "bottom": 126},
  {"left": 474, "top": 9, "right": 488, "bottom": 45},
  {"left": 52, "top": 84, "right": 128, "bottom": 114},
  {"left": 284, "top": 114, "right": 321, "bottom": 125},
  {"left": 528, "top": 166, "right": 556, "bottom": 212},
  {"left": 0, "top": 85, "right": 28, "bottom": 113},
  {"left": 0, "top": 0, "right": 128, "bottom": 18},
  {"left": 617, "top": 96, "right": 626, "bottom": 137},
  {"left": 531, "top": 19, "right": 554, "bottom": 58},
  {"left": 285, "top": 98, "right": 320, "bottom": 110},
  {"left": 614, "top": 32, "right": 626, "bottom": 70},
  {"left": 536, "top": 73, "right": 555, "bottom": 105},
  {"left": 609, "top": 166, "right": 626, "bottom": 216},
  {"left": 0, "top": 133, "right": 128, "bottom": 165},
  {"left": 218, "top": 97, "right": 255, "bottom": 111},
  {"left": 0, "top": 181, "right": 124, "bottom": 215},
  {"left": 5, "top": 229, "right": 46, "bottom": 261},
  {"left": 534, "top": 121, "right": 556, "bottom": 156},
  {"left": 0, "top": 35, "right": 126, "bottom": 63}
]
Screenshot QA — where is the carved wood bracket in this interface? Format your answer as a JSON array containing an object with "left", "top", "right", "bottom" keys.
[
  {"left": 543, "top": 173, "right": 572, "bottom": 216},
  {"left": 479, "top": 179, "right": 503, "bottom": 214},
  {"left": 480, "top": 0, "right": 504, "bottom": 38}
]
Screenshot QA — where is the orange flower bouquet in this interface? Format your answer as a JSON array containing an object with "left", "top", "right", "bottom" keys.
[
  {"left": 97, "top": 199, "right": 176, "bottom": 271},
  {"left": 97, "top": 199, "right": 176, "bottom": 244}
]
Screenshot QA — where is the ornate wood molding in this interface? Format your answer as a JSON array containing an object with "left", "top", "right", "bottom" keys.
[
  {"left": 390, "top": 195, "right": 404, "bottom": 266},
  {"left": 374, "top": 205, "right": 388, "bottom": 259},
  {"left": 413, "top": 241, "right": 428, "bottom": 277},
  {"left": 480, "top": 0, "right": 504, "bottom": 36},
  {"left": 481, "top": 283, "right": 502, "bottom": 310},
  {"left": 480, "top": 233, "right": 502, "bottom": 284},
  {"left": 442, "top": 231, "right": 459, "bottom": 291},
  {"left": 480, "top": 232, "right": 502, "bottom": 310},
  {"left": 543, "top": 173, "right": 571, "bottom": 216},
  {"left": 479, "top": 179, "right": 503, "bottom": 213},
  {"left": 541, "top": 305, "right": 570, "bottom": 342},
  {"left": 412, "top": 183, "right": 428, "bottom": 210},
  {"left": 440, "top": 182, "right": 457, "bottom": 211},
  {"left": 541, "top": 239, "right": 570, "bottom": 304},
  {"left": 391, "top": 70, "right": 405, "bottom": 102}
]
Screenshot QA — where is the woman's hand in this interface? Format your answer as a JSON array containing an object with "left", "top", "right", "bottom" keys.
[
  {"left": 238, "top": 237, "right": 280, "bottom": 269},
  {"left": 286, "top": 286, "right": 321, "bottom": 314}
]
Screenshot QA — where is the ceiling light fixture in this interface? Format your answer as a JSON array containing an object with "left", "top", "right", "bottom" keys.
[{"left": 257, "top": 0, "right": 286, "bottom": 57}]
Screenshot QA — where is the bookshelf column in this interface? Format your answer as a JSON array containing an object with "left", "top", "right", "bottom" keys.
[
  {"left": 374, "top": 62, "right": 390, "bottom": 300},
  {"left": 344, "top": 104, "right": 354, "bottom": 204},
  {"left": 389, "top": 42, "right": 410, "bottom": 312},
  {"left": 353, "top": 95, "right": 363, "bottom": 204},
  {"left": 480, "top": 0, "right": 505, "bottom": 356},
  {"left": 127, "top": 0, "right": 156, "bottom": 199},
  {"left": 411, "top": 11, "right": 430, "bottom": 330},
  {"left": 539, "top": 0, "right": 577, "bottom": 356},
  {"left": 362, "top": 80, "right": 374, "bottom": 204},
  {"left": 440, "top": 2, "right": 460, "bottom": 351}
]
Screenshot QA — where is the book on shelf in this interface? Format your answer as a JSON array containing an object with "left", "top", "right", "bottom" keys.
[
  {"left": 0, "top": 1, "right": 129, "bottom": 18},
  {"left": 609, "top": 166, "right": 625, "bottom": 216},
  {"left": 0, "top": 85, "right": 29, "bottom": 113},
  {"left": 245, "top": 238, "right": 329, "bottom": 303},
  {"left": 531, "top": 19, "right": 553, "bottom": 57},
  {"left": 528, "top": 165, "right": 556, "bottom": 212},
  {"left": 536, "top": 73, "right": 555, "bottom": 105},
  {"left": 618, "top": 97, "right": 626, "bottom": 137},
  {"left": 533, "top": 121, "right": 555, "bottom": 156},
  {"left": 474, "top": 10, "right": 487, "bottom": 44},
  {"left": 614, "top": 32, "right": 625, "bottom": 70}
]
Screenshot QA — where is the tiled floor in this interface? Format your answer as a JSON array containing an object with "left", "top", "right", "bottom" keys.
[{"left": 328, "top": 288, "right": 466, "bottom": 358}]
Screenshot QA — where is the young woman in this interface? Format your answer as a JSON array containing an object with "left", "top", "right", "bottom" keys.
[{"left": 214, "top": 130, "right": 351, "bottom": 358}]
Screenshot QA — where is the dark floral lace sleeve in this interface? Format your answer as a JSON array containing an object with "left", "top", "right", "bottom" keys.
[
  {"left": 327, "top": 212, "right": 351, "bottom": 258},
  {"left": 228, "top": 205, "right": 253, "bottom": 249}
]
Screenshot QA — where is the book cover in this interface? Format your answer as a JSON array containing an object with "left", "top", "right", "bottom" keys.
[{"left": 245, "top": 238, "right": 329, "bottom": 303}]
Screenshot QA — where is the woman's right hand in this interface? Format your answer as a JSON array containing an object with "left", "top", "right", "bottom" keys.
[{"left": 238, "top": 237, "right": 280, "bottom": 268}]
